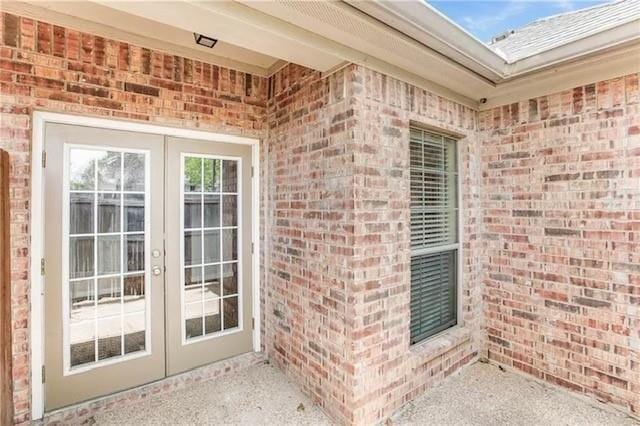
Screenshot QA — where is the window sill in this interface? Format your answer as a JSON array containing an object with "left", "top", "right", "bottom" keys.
[{"left": 409, "top": 325, "right": 472, "bottom": 360}]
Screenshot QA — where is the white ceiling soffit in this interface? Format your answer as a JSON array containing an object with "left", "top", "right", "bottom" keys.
[
  {"left": 240, "top": 0, "right": 495, "bottom": 95},
  {"left": 5, "top": 0, "right": 280, "bottom": 76},
  {"left": 4, "top": 0, "right": 485, "bottom": 105},
  {"left": 92, "top": 0, "right": 345, "bottom": 73},
  {"left": 346, "top": 0, "right": 505, "bottom": 82},
  {"left": 93, "top": 0, "right": 488, "bottom": 106}
]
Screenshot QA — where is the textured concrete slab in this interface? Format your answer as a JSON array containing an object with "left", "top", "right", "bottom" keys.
[
  {"left": 91, "top": 360, "right": 637, "bottom": 425},
  {"left": 92, "top": 361, "right": 332, "bottom": 425},
  {"left": 394, "top": 362, "right": 638, "bottom": 426}
]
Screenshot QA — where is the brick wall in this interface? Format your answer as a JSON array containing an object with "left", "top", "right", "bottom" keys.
[
  {"left": 263, "top": 63, "right": 485, "bottom": 425},
  {"left": 262, "top": 63, "right": 359, "bottom": 423},
  {"left": 479, "top": 74, "right": 640, "bottom": 416},
  {"left": 0, "top": 12, "right": 267, "bottom": 423},
  {"left": 347, "top": 66, "right": 484, "bottom": 424},
  {"left": 1, "top": 9, "right": 638, "bottom": 426}
]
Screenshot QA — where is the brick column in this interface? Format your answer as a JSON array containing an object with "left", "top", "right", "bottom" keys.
[
  {"left": 263, "top": 64, "right": 360, "bottom": 424},
  {"left": 346, "top": 67, "right": 484, "bottom": 424},
  {"left": 263, "top": 64, "right": 484, "bottom": 425}
]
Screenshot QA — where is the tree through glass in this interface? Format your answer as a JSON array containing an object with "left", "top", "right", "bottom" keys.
[{"left": 182, "top": 155, "right": 240, "bottom": 341}]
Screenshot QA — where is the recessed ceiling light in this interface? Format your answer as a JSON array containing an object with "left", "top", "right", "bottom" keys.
[{"left": 194, "top": 33, "right": 218, "bottom": 48}]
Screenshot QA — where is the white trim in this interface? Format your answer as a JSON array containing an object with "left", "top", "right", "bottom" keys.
[
  {"left": 30, "top": 111, "right": 261, "bottom": 420},
  {"left": 411, "top": 243, "right": 460, "bottom": 257},
  {"left": 481, "top": 43, "right": 640, "bottom": 110},
  {"left": 251, "top": 142, "right": 260, "bottom": 352},
  {"left": 456, "top": 138, "right": 464, "bottom": 329},
  {"left": 30, "top": 113, "right": 46, "bottom": 420},
  {"left": 33, "top": 112, "right": 259, "bottom": 145}
]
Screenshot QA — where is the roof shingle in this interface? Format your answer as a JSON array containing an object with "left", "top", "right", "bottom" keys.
[{"left": 488, "top": 0, "right": 640, "bottom": 62}]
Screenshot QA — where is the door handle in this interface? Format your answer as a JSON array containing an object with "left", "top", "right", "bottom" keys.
[{"left": 152, "top": 266, "right": 162, "bottom": 276}]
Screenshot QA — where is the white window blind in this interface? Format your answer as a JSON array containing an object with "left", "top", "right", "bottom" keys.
[
  {"left": 409, "top": 127, "right": 459, "bottom": 344},
  {"left": 409, "top": 128, "right": 458, "bottom": 252}
]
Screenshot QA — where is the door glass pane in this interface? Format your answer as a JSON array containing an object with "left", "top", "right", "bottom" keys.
[
  {"left": 184, "top": 266, "right": 202, "bottom": 303},
  {"left": 223, "top": 296, "right": 239, "bottom": 329},
  {"left": 184, "top": 157, "right": 202, "bottom": 192},
  {"left": 185, "top": 302, "right": 203, "bottom": 339},
  {"left": 70, "top": 236, "right": 94, "bottom": 279},
  {"left": 204, "top": 264, "right": 221, "bottom": 299},
  {"left": 97, "top": 317, "right": 122, "bottom": 360},
  {"left": 70, "top": 321, "right": 95, "bottom": 367},
  {"left": 69, "top": 149, "right": 98, "bottom": 190},
  {"left": 69, "top": 279, "right": 94, "bottom": 321},
  {"left": 204, "top": 299, "right": 221, "bottom": 334},
  {"left": 222, "top": 229, "right": 237, "bottom": 262},
  {"left": 65, "top": 146, "right": 149, "bottom": 371},
  {"left": 97, "top": 236, "right": 120, "bottom": 275},
  {"left": 124, "top": 194, "right": 144, "bottom": 232},
  {"left": 184, "top": 194, "right": 202, "bottom": 229},
  {"left": 222, "top": 263, "right": 237, "bottom": 296},
  {"left": 184, "top": 231, "right": 202, "bottom": 266},
  {"left": 124, "top": 152, "right": 145, "bottom": 192},
  {"left": 124, "top": 313, "right": 146, "bottom": 354},
  {"left": 98, "top": 194, "right": 121, "bottom": 233},
  {"left": 97, "top": 276, "right": 121, "bottom": 318},
  {"left": 222, "top": 160, "right": 237, "bottom": 193},
  {"left": 222, "top": 195, "right": 236, "bottom": 226},
  {"left": 123, "top": 274, "right": 145, "bottom": 314},
  {"left": 203, "top": 230, "right": 220, "bottom": 264},
  {"left": 182, "top": 155, "right": 241, "bottom": 341},
  {"left": 204, "top": 194, "right": 220, "bottom": 227},
  {"left": 70, "top": 193, "right": 94, "bottom": 234},
  {"left": 125, "top": 234, "right": 145, "bottom": 272},
  {"left": 203, "top": 158, "right": 220, "bottom": 192},
  {"left": 97, "top": 151, "right": 122, "bottom": 191}
]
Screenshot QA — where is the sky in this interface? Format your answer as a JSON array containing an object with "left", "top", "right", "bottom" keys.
[{"left": 429, "top": 0, "right": 610, "bottom": 42}]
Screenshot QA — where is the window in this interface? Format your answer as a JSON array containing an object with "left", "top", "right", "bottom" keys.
[
  {"left": 65, "top": 146, "right": 150, "bottom": 371},
  {"left": 181, "top": 155, "right": 241, "bottom": 343},
  {"left": 409, "top": 127, "right": 459, "bottom": 344}
]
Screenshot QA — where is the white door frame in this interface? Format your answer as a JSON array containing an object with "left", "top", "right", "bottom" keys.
[{"left": 30, "top": 111, "right": 261, "bottom": 420}]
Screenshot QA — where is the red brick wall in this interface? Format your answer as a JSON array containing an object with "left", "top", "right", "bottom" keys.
[
  {"left": 2, "top": 9, "right": 638, "bottom": 426},
  {"left": 0, "top": 12, "right": 267, "bottom": 423},
  {"left": 263, "top": 64, "right": 485, "bottom": 425},
  {"left": 479, "top": 74, "right": 640, "bottom": 416},
  {"left": 347, "top": 66, "right": 484, "bottom": 424},
  {"left": 262, "top": 63, "right": 359, "bottom": 423}
]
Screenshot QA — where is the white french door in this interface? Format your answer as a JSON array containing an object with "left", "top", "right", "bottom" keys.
[{"left": 43, "top": 124, "right": 254, "bottom": 411}]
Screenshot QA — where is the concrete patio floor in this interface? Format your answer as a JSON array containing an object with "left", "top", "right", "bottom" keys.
[
  {"left": 394, "top": 362, "right": 637, "bottom": 426},
  {"left": 92, "top": 361, "right": 330, "bottom": 425},
  {"left": 90, "top": 361, "right": 638, "bottom": 425}
]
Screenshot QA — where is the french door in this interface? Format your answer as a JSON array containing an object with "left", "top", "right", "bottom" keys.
[
  {"left": 165, "top": 137, "right": 253, "bottom": 375},
  {"left": 43, "top": 124, "right": 253, "bottom": 411}
]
